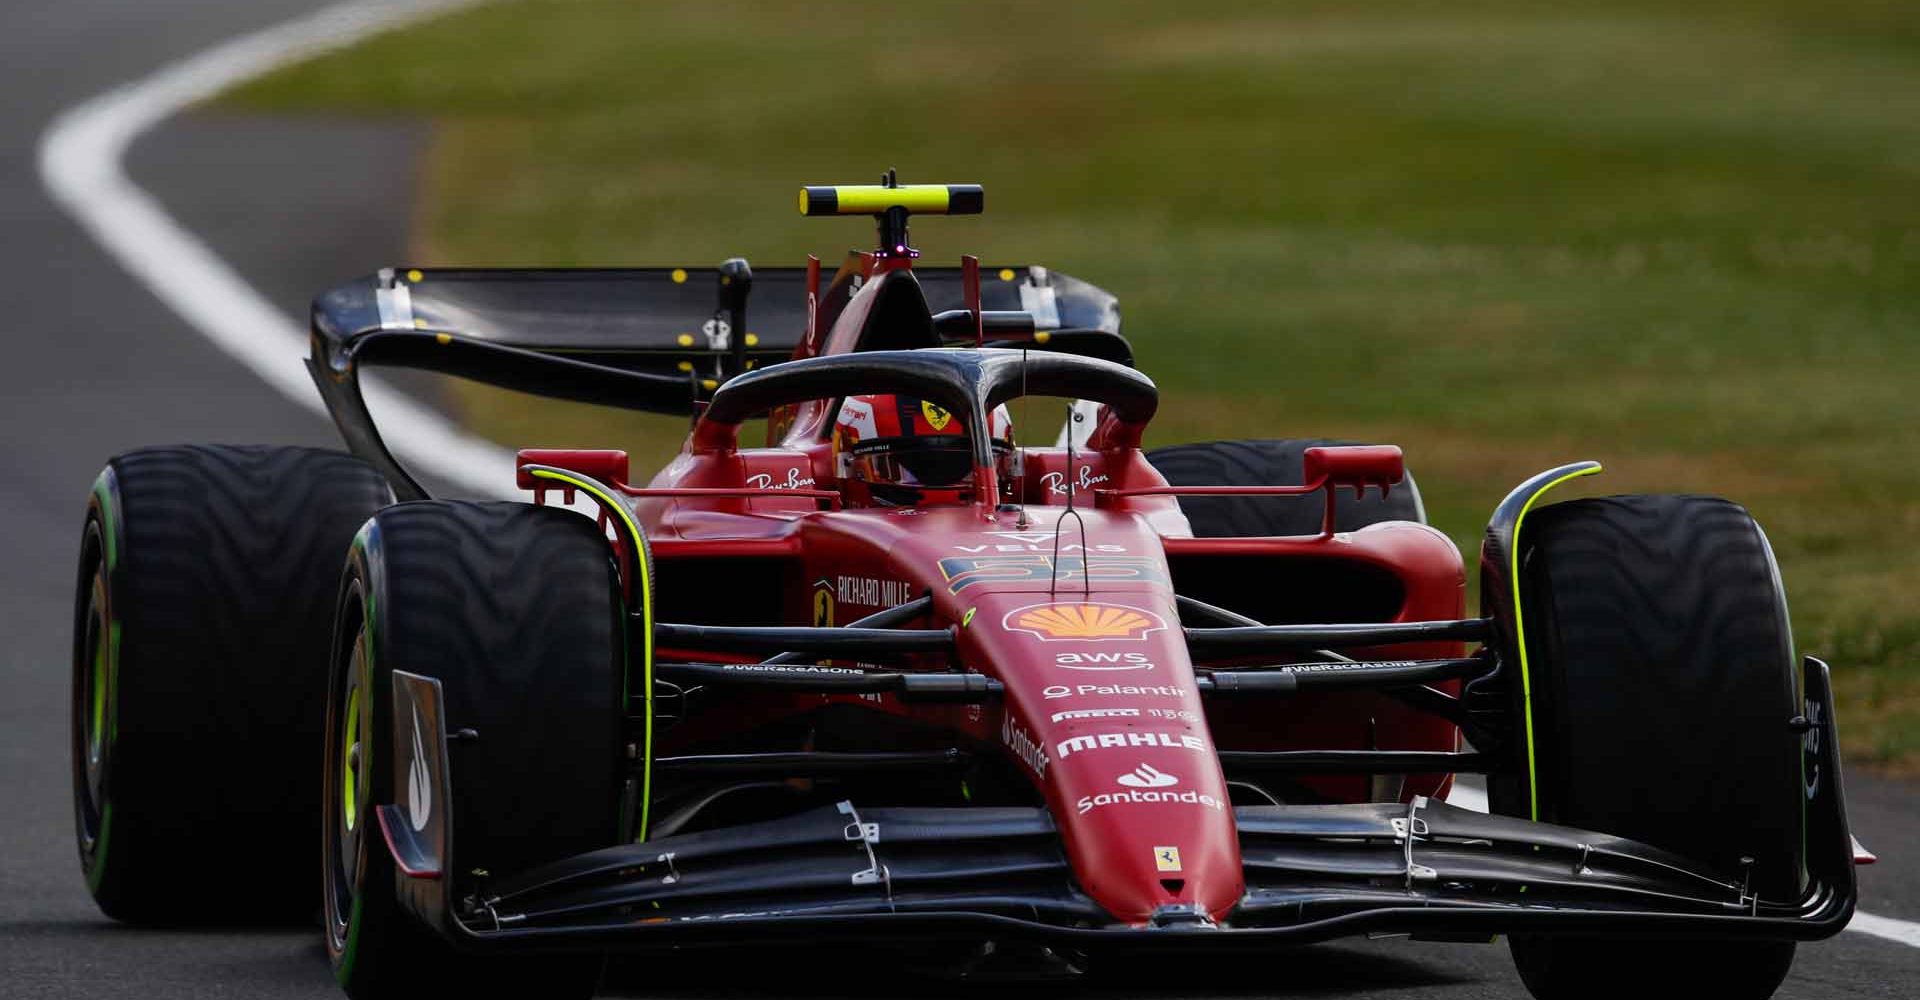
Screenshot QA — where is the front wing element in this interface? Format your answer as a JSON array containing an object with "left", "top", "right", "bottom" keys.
[{"left": 382, "top": 659, "right": 1856, "bottom": 952}]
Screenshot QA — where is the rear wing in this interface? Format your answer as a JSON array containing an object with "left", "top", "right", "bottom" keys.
[{"left": 306, "top": 262, "right": 1122, "bottom": 498}]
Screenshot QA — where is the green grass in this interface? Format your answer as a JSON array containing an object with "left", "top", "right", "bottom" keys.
[{"left": 224, "top": 0, "right": 1920, "bottom": 768}]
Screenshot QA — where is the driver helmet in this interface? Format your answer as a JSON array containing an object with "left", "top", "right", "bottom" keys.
[{"left": 834, "top": 394, "right": 1015, "bottom": 506}]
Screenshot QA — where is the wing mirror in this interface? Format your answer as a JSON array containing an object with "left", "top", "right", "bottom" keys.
[{"left": 1303, "top": 445, "right": 1404, "bottom": 498}]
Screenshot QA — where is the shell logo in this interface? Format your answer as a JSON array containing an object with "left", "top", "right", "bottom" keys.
[{"left": 1003, "top": 602, "right": 1166, "bottom": 642}]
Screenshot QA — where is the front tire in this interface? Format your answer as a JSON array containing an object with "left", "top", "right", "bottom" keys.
[
  {"left": 324, "top": 501, "right": 623, "bottom": 999},
  {"left": 1503, "top": 494, "right": 1802, "bottom": 1000}
]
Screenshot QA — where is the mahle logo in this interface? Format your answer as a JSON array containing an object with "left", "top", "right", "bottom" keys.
[
  {"left": 1003, "top": 602, "right": 1166, "bottom": 642},
  {"left": 1056, "top": 731, "right": 1208, "bottom": 759}
]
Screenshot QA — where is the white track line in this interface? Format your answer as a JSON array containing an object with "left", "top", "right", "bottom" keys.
[
  {"left": 34, "top": 0, "right": 1920, "bottom": 955},
  {"left": 1443, "top": 778, "right": 1920, "bottom": 947},
  {"left": 38, "top": 0, "right": 511, "bottom": 499},
  {"left": 1851, "top": 911, "right": 1920, "bottom": 949}
]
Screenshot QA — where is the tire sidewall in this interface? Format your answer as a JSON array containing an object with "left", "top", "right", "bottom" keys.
[
  {"left": 73, "top": 446, "right": 395, "bottom": 924},
  {"left": 1505, "top": 495, "right": 1804, "bottom": 1000},
  {"left": 322, "top": 503, "right": 618, "bottom": 997},
  {"left": 72, "top": 471, "right": 124, "bottom": 903},
  {"left": 325, "top": 517, "right": 443, "bottom": 995},
  {"left": 1519, "top": 497, "right": 1803, "bottom": 892}
]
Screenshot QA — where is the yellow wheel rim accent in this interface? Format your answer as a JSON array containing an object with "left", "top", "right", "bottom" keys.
[
  {"left": 341, "top": 686, "right": 362, "bottom": 833},
  {"left": 88, "top": 588, "right": 107, "bottom": 761}
]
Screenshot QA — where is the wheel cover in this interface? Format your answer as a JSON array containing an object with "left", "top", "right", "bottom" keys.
[
  {"left": 341, "top": 686, "right": 361, "bottom": 833},
  {"left": 75, "top": 567, "right": 110, "bottom": 853}
]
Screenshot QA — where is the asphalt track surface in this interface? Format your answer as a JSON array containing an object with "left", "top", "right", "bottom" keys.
[{"left": 3, "top": 2, "right": 1917, "bottom": 997}]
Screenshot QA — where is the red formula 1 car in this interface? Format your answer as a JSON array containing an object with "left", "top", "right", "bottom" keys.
[{"left": 71, "top": 179, "right": 1861, "bottom": 999}]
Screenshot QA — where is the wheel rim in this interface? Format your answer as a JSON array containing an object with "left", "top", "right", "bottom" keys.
[
  {"left": 74, "top": 564, "right": 110, "bottom": 854},
  {"left": 84, "top": 577, "right": 108, "bottom": 810},
  {"left": 325, "top": 614, "right": 370, "bottom": 961},
  {"left": 341, "top": 686, "right": 362, "bottom": 834}
]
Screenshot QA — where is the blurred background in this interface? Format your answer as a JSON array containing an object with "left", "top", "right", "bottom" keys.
[
  {"left": 5, "top": 2, "right": 1917, "bottom": 996},
  {"left": 213, "top": 0, "right": 1920, "bottom": 770}
]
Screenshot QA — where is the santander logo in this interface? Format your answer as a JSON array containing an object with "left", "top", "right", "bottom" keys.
[
  {"left": 1116, "top": 763, "right": 1178, "bottom": 789},
  {"left": 1076, "top": 761, "right": 1226, "bottom": 816}
]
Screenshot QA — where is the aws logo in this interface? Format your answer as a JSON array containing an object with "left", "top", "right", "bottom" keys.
[
  {"left": 1003, "top": 602, "right": 1166, "bottom": 642},
  {"left": 1054, "top": 651, "right": 1154, "bottom": 672}
]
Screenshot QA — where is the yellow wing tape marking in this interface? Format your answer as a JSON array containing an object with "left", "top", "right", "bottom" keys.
[
  {"left": 527, "top": 468, "right": 654, "bottom": 841},
  {"left": 1511, "top": 463, "right": 1603, "bottom": 821}
]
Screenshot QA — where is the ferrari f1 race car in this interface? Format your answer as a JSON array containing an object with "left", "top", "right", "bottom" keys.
[{"left": 71, "top": 178, "right": 1863, "bottom": 999}]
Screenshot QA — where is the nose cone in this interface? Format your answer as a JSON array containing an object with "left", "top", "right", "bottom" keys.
[{"left": 966, "top": 594, "right": 1244, "bottom": 924}]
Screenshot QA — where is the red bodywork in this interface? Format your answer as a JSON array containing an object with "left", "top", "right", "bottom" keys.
[{"left": 523, "top": 250, "right": 1467, "bottom": 927}]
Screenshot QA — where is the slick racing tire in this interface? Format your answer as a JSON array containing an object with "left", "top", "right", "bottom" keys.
[
  {"left": 73, "top": 445, "right": 391, "bottom": 924},
  {"left": 1146, "top": 438, "right": 1425, "bottom": 536},
  {"left": 1502, "top": 495, "right": 1802, "bottom": 1000},
  {"left": 325, "top": 501, "right": 624, "bottom": 1000}
]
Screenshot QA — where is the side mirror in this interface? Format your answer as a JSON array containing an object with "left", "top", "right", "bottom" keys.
[
  {"left": 1303, "top": 445, "right": 1404, "bottom": 497},
  {"left": 515, "top": 449, "right": 630, "bottom": 490}
]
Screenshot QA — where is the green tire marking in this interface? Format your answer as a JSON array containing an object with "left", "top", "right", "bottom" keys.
[
  {"left": 83, "top": 583, "right": 113, "bottom": 893},
  {"left": 85, "top": 469, "right": 125, "bottom": 892},
  {"left": 86, "top": 802, "right": 112, "bottom": 893},
  {"left": 336, "top": 893, "right": 363, "bottom": 986},
  {"left": 107, "top": 622, "right": 120, "bottom": 742},
  {"left": 337, "top": 526, "right": 377, "bottom": 987},
  {"left": 91, "top": 470, "right": 119, "bottom": 571}
]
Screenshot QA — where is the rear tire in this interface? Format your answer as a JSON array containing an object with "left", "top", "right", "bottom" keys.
[
  {"left": 324, "top": 501, "right": 622, "bottom": 999},
  {"left": 1502, "top": 494, "right": 1802, "bottom": 1000},
  {"left": 1146, "top": 438, "right": 1424, "bottom": 536},
  {"left": 72, "top": 445, "right": 391, "bottom": 924}
]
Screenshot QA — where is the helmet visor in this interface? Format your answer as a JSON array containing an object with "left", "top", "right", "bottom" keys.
[{"left": 849, "top": 436, "right": 974, "bottom": 488}]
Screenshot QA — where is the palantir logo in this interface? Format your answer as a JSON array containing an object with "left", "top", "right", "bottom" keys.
[{"left": 1116, "top": 762, "right": 1178, "bottom": 789}]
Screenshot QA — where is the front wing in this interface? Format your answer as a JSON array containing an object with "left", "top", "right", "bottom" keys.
[{"left": 376, "top": 659, "right": 1858, "bottom": 953}]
